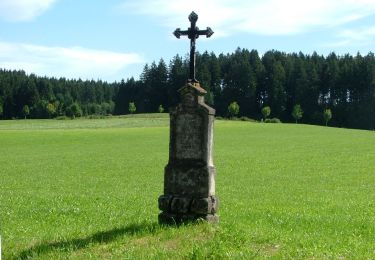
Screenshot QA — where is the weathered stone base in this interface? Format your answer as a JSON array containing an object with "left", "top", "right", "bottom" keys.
[
  {"left": 158, "top": 195, "right": 219, "bottom": 225},
  {"left": 159, "top": 195, "right": 218, "bottom": 214},
  {"left": 158, "top": 212, "right": 219, "bottom": 225},
  {"left": 164, "top": 164, "right": 216, "bottom": 198}
]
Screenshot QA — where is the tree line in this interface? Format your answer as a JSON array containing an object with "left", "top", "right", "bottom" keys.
[
  {"left": 0, "top": 70, "right": 118, "bottom": 119},
  {"left": 1, "top": 48, "right": 374, "bottom": 129}
]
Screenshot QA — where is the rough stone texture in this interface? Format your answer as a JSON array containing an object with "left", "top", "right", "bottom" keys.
[
  {"left": 159, "top": 82, "right": 219, "bottom": 224},
  {"left": 191, "top": 196, "right": 218, "bottom": 214},
  {"left": 158, "top": 195, "right": 218, "bottom": 215},
  {"left": 158, "top": 212, "right": 219, "bottom": 225}
]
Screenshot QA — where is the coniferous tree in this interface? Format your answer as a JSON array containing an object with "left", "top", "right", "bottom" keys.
[
  {"left": 262, "top": 51, "right": 286, "bottom": 118},
  {"left": 168, "top": 55, "right": 188, "bottom": 107}
]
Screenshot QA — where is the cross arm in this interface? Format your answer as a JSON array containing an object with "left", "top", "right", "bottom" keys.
[
  {"left": 173, "top": 28, "right": 189, "bottom": 38},
  {"left": 174, "top": 27, "right": 214, "bottom": 39},
  {"left": 197, "top": 27, "right": 214, "bottom": 38}
]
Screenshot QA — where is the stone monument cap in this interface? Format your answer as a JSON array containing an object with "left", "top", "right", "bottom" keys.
[{"left": 178, "top": 82, "right": 207, "bottom": 97}]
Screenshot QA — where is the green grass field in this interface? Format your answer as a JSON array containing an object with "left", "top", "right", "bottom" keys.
[{"left": 1, "top": 115, "right": 374, "bottom": 259}]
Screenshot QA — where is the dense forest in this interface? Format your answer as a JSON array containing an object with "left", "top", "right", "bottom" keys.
[{"left": 1, "top": 48, "right": 375, "bottom": 130}]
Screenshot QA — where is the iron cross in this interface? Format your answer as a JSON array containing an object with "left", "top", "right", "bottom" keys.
[{"left": 174, "top": 11, "right": 214, "bottom": 83}]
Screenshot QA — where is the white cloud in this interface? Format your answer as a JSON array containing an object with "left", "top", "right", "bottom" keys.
[
  {"left": 121, "top": 0, "right": 375, "bottom": 36},
  {"left": 326, "top": 26, "right": 375, "bottom": 47},
  {"left": 0, "top": 0, "right": 57, "bottom": 22},
  {"left": 0, "top": 41, "right": 144, "bottom": 81}
]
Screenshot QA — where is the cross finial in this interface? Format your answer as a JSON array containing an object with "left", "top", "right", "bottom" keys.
[{"left": 173, "top": 11, "right": 214, "bottom": 83}]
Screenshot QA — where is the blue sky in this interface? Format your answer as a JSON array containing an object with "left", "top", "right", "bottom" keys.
[{"left": 1, "top": 0, "right": 375, "bottom": 82}]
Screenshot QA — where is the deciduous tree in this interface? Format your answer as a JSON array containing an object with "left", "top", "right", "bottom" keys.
[
  {"left": 66, "top": 102, "right": 82, "bottom": 118},
  {"left": 323, "top": 108, "right": 332, "bottom": 126},
  {"left": 46, "top": 103, "right": 56, "bottom": 118},
  {"left": 261, "top": 106, "right": 271, "bottom": 120},
  {"left": 22, "top": 105, "right": 30, "bottom": 119},
  {"left": 292, "top": 104, "right": 303, "bottom": 123},
  {"left": 228, "top": 101, "right": 240, "bottom": 118},
  {"left": 128, "top": 102, "right": 136, "bottom": 114}
]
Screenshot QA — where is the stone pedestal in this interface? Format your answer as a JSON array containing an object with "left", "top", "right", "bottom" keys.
[{"left": 158, "top": 82, "right": 219, "bottom": 224}]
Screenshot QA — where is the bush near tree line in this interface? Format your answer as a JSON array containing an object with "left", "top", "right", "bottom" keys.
[
  {"left": 66, "top": 102, "right": 82, "bottom": 118},
  {"left": 261, "top": 106, "right": 271, "bottom": 120},
  {"left": 22, "top": 105, "right": 30, "bottom": 119},
  {"left": 228, "top": 101, "right": 240, "bottom": 118},
  {"left": 226, "top": 102, "right": 329, "bottom": 126},
  {"left": 292, "top": 104, "right": 303, "bottom": 123},
  {"left": 323, "top": 108, "right": 332, "bottom": 126},
  {"left": 128, "top": 102, "right": 136, "bottom": 114},
  {"left": 265, "top": 118, "right": 282, "bottom": 123}
]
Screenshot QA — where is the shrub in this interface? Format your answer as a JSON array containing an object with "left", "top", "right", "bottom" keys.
[
  {"left": 261, "top": 106, "right": 271, "bottom": 120},
  {"left": 265, "top": 118, "right": 282, "bottom": 123},
  {"left": 228, "top": 101, "right": 240, "bottom": 118},
  {"left": 86, "top": 103, "right": 102, "bottom": 115},
  {"left": 323, "top": 108, "right": 332, "bottom": 126},
  {"left": 87, "top": 114, "right": 106, "bottom": 119},
  {"left": 31, "top": 100, "right": 49, "bottom": 118},
  {"left": 292, "top": 104, "right": 303, "bottom": 123},
  {"left": 158, "top": 105, "right": 164, "bottom": 113},
  {"left": 240, "top": 116, "right": 257, "bottom": 122},
  {"left": 66, "top": 102, "right": 83, "bottom": 119},
  {"left": 55, "top": 116, "right": 70, "bottom": 120},
  {"left": 46, "top": 103, "right": 57, "bottom": 118},
  {"left": 22, "top": 105, "right": 30, "bottom": 119},
  {"left": 128, "top": 102, "right": 136, "bottom": 114}
]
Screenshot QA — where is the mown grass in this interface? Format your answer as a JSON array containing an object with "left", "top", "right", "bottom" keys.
[
  {"left": 0, "top": 113, "right": 169, "bottom": 130},
  {"left": 0, "top": 116, "right": 374, "bottom": 259}
]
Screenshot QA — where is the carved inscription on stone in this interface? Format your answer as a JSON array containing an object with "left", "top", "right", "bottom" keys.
[
  {"left": 175, "top": 113, "right": 203, "bottom": 160},
  {"left": 182, "top": 92, "right": 195, "bottom": 107}
]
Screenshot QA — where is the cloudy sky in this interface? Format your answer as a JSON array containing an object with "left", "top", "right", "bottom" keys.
[{"left": 1, "top": 0, "right": 375, "bottom": 82}]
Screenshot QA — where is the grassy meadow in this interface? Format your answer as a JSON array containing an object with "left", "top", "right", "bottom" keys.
[{"left": 0, "top": 115, "right": 374, "bottom": 259}]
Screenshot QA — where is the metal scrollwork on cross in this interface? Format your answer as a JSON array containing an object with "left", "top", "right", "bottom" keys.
[{"left": 173, "top": 11, "right": 214, "bottom": 83}]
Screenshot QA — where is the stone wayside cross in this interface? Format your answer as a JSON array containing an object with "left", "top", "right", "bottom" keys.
[
  {"left": 173, "top": 11, "right": 214, "bottom": 83},
  {"left": 158, "top": 12, "right": 218, "bottom": 224}
]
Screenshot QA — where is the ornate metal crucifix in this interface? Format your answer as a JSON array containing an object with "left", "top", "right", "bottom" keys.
[{"left": 173, "top": 11, "right": 214, "bottom": 83}]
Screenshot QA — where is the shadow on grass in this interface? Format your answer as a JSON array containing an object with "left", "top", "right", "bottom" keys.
[{"left": 18, "top": 221, "right": 160, "bottom": 259}]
